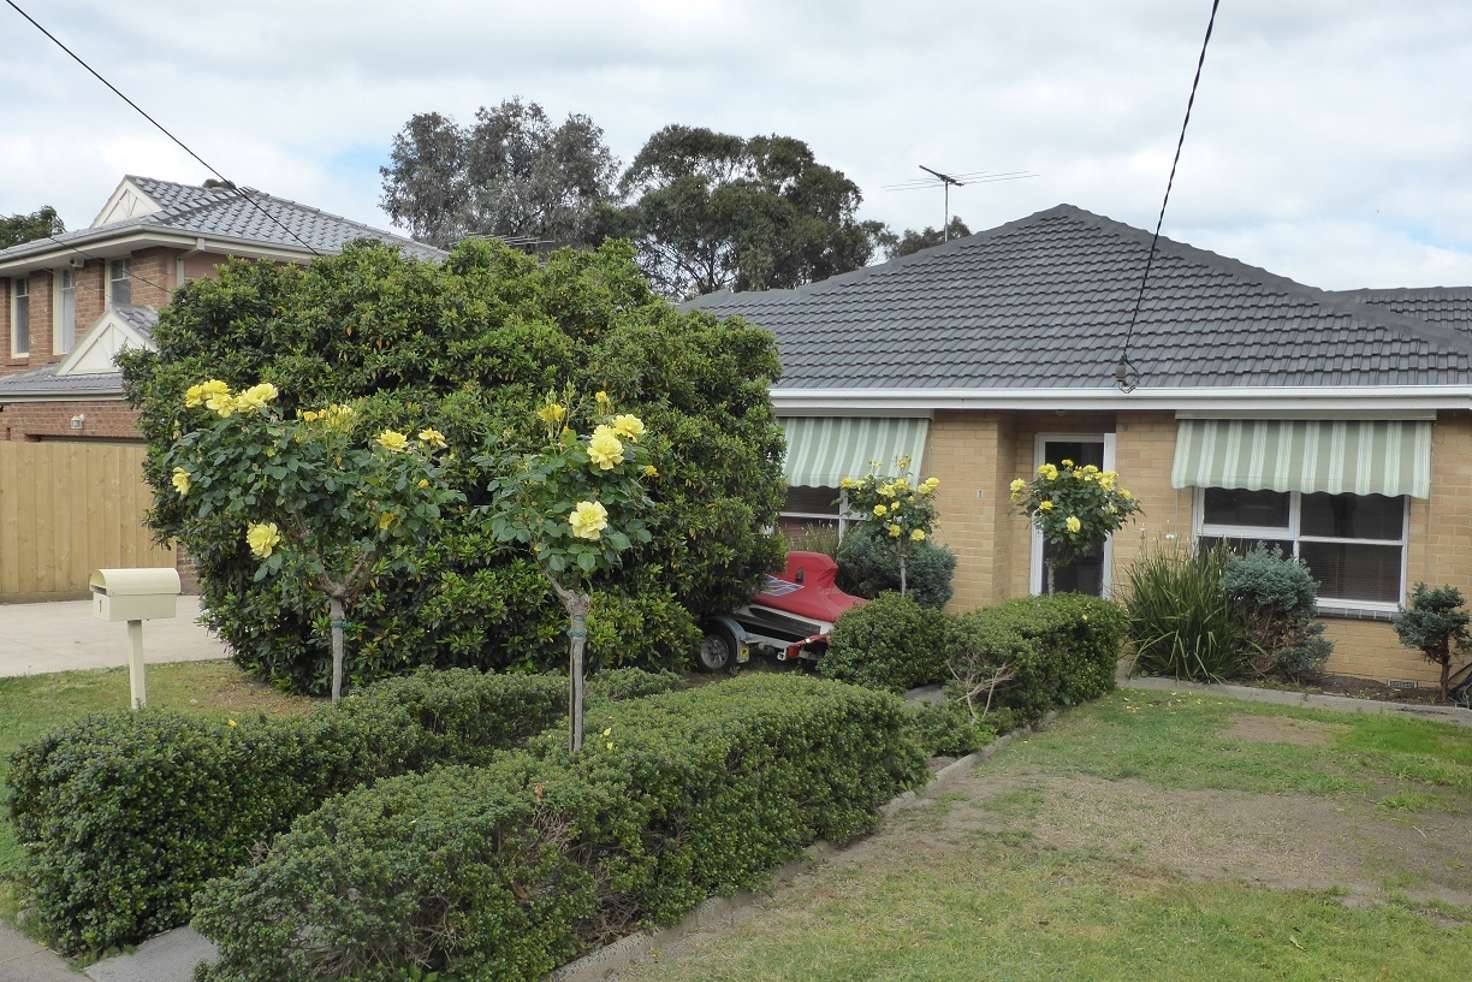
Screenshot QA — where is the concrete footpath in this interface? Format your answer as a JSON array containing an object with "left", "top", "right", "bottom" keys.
[
  {"left": 0, "top": 596, "right": 226, "bottom": 678},
  {"left": 0, "top": 922, "right": 76, "bottom": 981}
]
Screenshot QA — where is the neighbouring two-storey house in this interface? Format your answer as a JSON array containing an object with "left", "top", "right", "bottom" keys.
[{"left": 0, "top": 175, "right": 442, "bottom": 598}]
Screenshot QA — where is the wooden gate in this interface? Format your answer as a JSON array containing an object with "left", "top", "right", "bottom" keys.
[{"left": 0, "top": 441, "right": 175, "bottom": 602}]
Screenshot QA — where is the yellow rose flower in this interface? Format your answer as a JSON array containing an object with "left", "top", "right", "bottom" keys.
[
  {"left": 568, "top": 500, "right": 609, "bottom": 540},
  {"left": 1037, "top": 463, "right": 1059, "bottom": 481},
  {"left": 245, "top": 521, "right": 282, "bottom": 559},
  {"left": 910, "top": 528, "right": 926, "bottom": 542},
  {"left": 171, "top": 467, "right": 191, "bottom": 497},
  {"left": 873, "top": 503, "right": 888, "bottom": 517},
  {"left": 587, "top": 425, "right": 625, "bottom": 470},
  {"left": 417, "top": 427, "right": 448, "bottom": 450},
  {"left": 232, "top": 382, "right": 279, "bottom": 414},
  {"left": 321, "top": 404, "right": 356, "bottom": 430},
  {"left": 186, "top": 379, "right": 229, "bottom": 408},
  {"left": 377, "top": 429, "right": 409, "bottom": 453},
  {"left": 920, "top": 476, "right": 940, "bottom": 494},
  {"left": 611, "top": 413, "right": 645, "bottom": 442},
  {"left": 1009, "top": 478, "right": 1027, "bottom": 494},
  {"left": 887, "top": 523, "right": 903, "bottom": 538},
  {"left": 1082, "top": 464, "right": 1099, "bottom": 474},
  {"left": 378, "top": 511, "right": 397, "bottom": 531},
  {"left": 537, "top": 402, "right": 567, "bottom": 427},
  {"left": 840, "top": 477, "right": 856, "bottom": 489},
  {"left": 1039, "top": 500, "right": 1054, "bottom": 511},
  {"left": 417, "top": 478, "right": 430, "bottom": 489},
  {"left": 643, "top": 464, "right": 658, "bottom": 477},
  {"left": 595, "top": 390, "right": 612, "bottom": 408},
  {"left": 1121, "top": 489, "right": 1135, "bottom": 500},
  {"left": 1060, "top": 458, "right": 1074, "bottom": 468},
  {"left": 205, "top": 388, "right": 236, "bottom": 418},
  {"left": 1065, "top": 515, "right": 1082, "bottom": 534}
]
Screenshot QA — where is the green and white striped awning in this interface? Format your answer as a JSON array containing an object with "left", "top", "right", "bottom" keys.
[
  {"left": 780, "top": 417, "right": 930, "bottom": 488},
  {"left": 1171, "top": 419, "right": 1432, "bottom": 499}
]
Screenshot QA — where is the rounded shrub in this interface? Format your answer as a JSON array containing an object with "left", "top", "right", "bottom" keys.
[
  {"left": 1224, "top": 544, "right": 1332, "bottom": 681},
  {"left": 836, "top": 522, "right": 956, "bottom": 609},
  {"left": 119, "top": 239, "right": 785, "bottom": 693},
  {"left": 821, "top": 592, "right": 952, "bottom": 692}
]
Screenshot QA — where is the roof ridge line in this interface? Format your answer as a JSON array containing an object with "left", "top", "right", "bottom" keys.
[{"left": 1056, "top": 204, "right": 1472, "bottom": 357}]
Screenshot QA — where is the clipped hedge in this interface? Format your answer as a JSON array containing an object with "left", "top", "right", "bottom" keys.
[
  {"left": 6, "top": 667, "right": 679, "bottom": 955},
  {"left": 192, "top": 675, "right": 926, "bottom": 981},
  {"left": 954, "top": 593, "right": 1125, "bottom": 719},
  {"left": 821, "top": 592, "right": 952, "bottom": 692}
]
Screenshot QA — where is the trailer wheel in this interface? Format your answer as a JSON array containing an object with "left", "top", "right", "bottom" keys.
[{"left": 697, "top": 624, "right": 738, "bottom": 673}]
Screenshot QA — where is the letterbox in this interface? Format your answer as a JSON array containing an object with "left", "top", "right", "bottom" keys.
[{"left": 89, "top": 568, "right": 182, "bottom": 622}]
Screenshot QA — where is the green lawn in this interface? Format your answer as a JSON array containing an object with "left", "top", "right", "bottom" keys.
[
  {"left": 628, "top": 689, "right": 1472, "bottom": 981},
  {"left": 0, "top": 660, "right": 314, "bottom": 923}
]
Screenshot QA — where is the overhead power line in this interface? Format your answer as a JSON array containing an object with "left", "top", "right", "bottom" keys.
[
  {"left": 4, "top": 0, "right": 322, "bottom": 257},
  {"left": 1115, "top": 0, "right": 1223, "bottom": 393}
]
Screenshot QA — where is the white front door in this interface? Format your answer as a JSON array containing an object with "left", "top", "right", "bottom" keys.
[{"left": 1029, "top": 433, "right": 1117, "bottom": 597}]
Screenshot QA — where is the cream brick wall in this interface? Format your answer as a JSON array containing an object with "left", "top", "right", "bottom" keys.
[{"left": 920, "top": 408, "right": 1472, "bottom": 687}]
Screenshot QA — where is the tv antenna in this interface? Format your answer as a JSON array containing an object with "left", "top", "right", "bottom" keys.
[{"left": 882, "top": 166, "right": 1038, "bottom": 240}]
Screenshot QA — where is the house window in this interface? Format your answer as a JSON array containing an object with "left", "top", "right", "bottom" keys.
[
  {"left": 108, "top": 259, "right": 132, "bottom": 306},
  {"left": 1196, "top": 488, "right": 1406, "bottom": 610},
  {"left": 55, "top": 268, "right": 77, "bottom": 354},
  {"left": 779, "top": 486, "right": 861, "bottom": 541},
  {"left": 10, "top": 278, "right": 29, "bottom": 356}
]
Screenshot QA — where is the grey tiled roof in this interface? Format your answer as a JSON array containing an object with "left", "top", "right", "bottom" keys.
[
  {"left": 114, "top": 304, "right": 160, "bottom": 341},
  {"left": 688, "top": 204, "right": 1472, "bottom": 390},
  {"left": 1329, "top": 287, "right": 1472, "bottom": 336},
  {"left": 0, "top": 176, "right": 445, "bottom": 262},
  {"left": 0, "top": 365, "right": 124, "bottom": 397}
]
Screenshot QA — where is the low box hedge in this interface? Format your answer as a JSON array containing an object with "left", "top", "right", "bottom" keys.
[
  {"left": 191, "top": 674, "right": 926, "bottom": 981},
  {"left": 6, "top": 666, "right": 680, "bottom": 955}
]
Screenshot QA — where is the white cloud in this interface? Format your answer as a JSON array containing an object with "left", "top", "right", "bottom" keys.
[{"left": 2, "top": 0, "right": 1469, "bottom": 287}]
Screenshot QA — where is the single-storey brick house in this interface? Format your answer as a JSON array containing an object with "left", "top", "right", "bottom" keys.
[
  {"left": 691, "top": 204, "right": 1472, "bottom": 687},
  {"left": 0, "top": 176, "right": 441, "bottom": 598}
]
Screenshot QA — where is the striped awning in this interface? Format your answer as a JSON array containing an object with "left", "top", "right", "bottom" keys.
[
  {"left": 780, "top": 417, "right": 930, "bottom": 488},
  {"left": 1171, "top": 419, "right": 1432, "bottom": 499}
]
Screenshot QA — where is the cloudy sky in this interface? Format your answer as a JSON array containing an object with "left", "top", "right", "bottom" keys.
[{"left": 3, "top": 0, "right": 1470, "bottom": 288}]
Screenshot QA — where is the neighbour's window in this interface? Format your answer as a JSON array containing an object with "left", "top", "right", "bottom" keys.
[
  {"left": 779, "top": 486, "right": 862, "bottom": 546},
  {"left": 56, "top": 268, "right": 77, "bottom": 354},
  {"left": 10, "top": 278, "right": 29, "bottom": 355},
  {"left": 108, "top": 259, "right": 132, "bottom": 306},
  {"left": 1196, "top": 488, "right": 1405, "bottom": 609}
]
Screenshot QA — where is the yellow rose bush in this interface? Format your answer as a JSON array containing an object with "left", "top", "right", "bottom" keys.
[
  {"left": 484, "top": 387, "right": 656, "bottom": 751},
  {"left": 166, "top": 380, "right": 462, "bottom": 701},
  {"left": 840, "top": 457, "right": 941, "bottom": 597},
  {"left": 1010, "top": 459, "right": 1142, "bottom": 592}
]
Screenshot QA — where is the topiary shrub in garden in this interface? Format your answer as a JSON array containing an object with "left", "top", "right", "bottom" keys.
[
  {"left": 1224, "top": 545, "right": 1332, "bottom": 681},
  {"left": 190, "top": 675, "right": 926, "bottom": 981},
  {"left": 6, "top": 667, "right": 680, "bottom": 955},
  {"left": 1393, "top": 584, "right": 1472, "bottom": 701},
  {"left": 821, "top": 592, "right": 952, "bottom": 692},
  {"left": 836, "top": 521, "right": 956, "bottom": 609},
  {"left": 951, "top": 593, "right": 1125, "bottom": 721},
  {"left": 119, "top": 239, "right": 786, "bottom": 693}
]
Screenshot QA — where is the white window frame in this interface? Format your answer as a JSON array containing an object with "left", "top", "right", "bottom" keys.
[
  {"left": 53, "top": 268, "right": 77, "bottom": 355},
  {"left": 107, "top": 258, "right": 131, "bottom": 307},
  {"left": 1029, "top": 432, "right": 1117, "bottom": 597},
  {"left": 779, "top": 488, "right": 863, "bottom": 539},
  {"left": 1192, "top": 488, "right": 1410, "bottom": 614},
  {"left": 9, "top": 277, "right": 29, "bottom": 357}
]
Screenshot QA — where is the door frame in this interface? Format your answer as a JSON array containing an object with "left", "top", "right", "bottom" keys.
[{"left": 1028, "top": 431, "right": 1117, "bottom": 597}]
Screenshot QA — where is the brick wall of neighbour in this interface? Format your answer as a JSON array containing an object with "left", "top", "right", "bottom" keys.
[
  {"left": 128, "top": 247, "right": 176, "bottom": 308},
  {"left": 921, "top": 408, "right": 1472, "bottom": 687},
  {"left": 0, "top": 399, "right": 140, "bottom": 441}
]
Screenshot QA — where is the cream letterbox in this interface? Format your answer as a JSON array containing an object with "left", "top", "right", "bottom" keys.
[{"left": 89, "top": 568, "right": 182, "bottom": 623}]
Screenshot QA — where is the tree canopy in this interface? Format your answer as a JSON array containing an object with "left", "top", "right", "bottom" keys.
[
  {"left": 380, "top": 99, "right": 619, "bottom": 250},
  {"left": 879, "top": 216, "right": 972, "bottom": 259},
  {"left": 120, "top": 239, "right": 786, "bottom": 694},
  {"left": 0, "top": 205, "right": 65, "bottom": 249}
]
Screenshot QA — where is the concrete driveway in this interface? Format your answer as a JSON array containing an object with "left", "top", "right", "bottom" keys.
[{"left": 0, "top": 596, "right": 228, "bottom": 678}]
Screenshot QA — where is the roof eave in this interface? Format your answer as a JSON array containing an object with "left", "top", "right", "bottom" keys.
[{"left": 769, "top": 385, "right": 1472, "bottom": 414}]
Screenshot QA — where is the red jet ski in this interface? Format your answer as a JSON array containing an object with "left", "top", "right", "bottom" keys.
[{"left": 697, "top": 551, "right": 867, "bottom": 672}]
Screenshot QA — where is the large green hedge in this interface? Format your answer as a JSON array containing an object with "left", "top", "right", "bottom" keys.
[
  {"left": 822, "top": 592, "right": 1125, "bottom": 719},
  {"left": 6, "top": 667, "right": 680, "bottom": 955},
  {"left": 118, "top": 238, "right": 786, "bottom": 693},
  {"left": 191, "top": 675, "right": 926, "bottom": 981}
]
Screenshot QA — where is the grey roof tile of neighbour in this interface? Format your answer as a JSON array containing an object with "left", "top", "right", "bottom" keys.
[
  {"left": 1329, "top": 287, "right": 1472, "bottom": 336},
  {"left": 0, "top": 365, "right": 124, "bottom": 396},
  {"left": 113, "top": 304, "right": 160, "bottom": 341},
  {"left": 0, "top": 176, "right": 445, "bottom": 262},
  {"left": 687, "top": 204, "right": 1472, "bottom": 390}
]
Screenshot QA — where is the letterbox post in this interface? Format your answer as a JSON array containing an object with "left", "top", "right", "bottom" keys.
[{"left": 127, "top": 619, "right": 146, "bottom": 709}]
